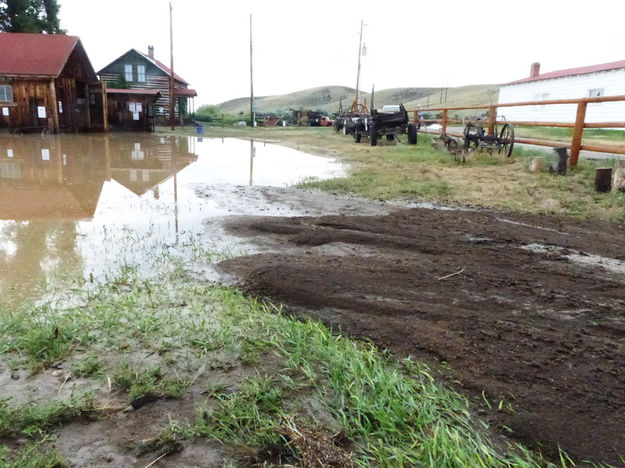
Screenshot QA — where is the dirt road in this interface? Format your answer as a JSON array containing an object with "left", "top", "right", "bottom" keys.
[{"left": 218, "top": 204, "right": 625, "bottom": 465}]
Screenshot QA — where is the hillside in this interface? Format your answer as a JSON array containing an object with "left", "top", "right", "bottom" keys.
[
  {"left": 218, "top": 86, "right": 437, "bottom": 116},
  {"left": 217, "top": 84, "right": 499, "bottom": 116},
  {"left": 404, "top": 85, "right": 500, "bottom": 113}
]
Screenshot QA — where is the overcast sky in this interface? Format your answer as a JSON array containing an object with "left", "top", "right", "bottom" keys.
[{"left": 59, "top": 0, "right": 622, "bottom": 107}]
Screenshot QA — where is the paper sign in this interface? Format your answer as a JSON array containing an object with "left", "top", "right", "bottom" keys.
[
  {"left": 7, "top": 149, "right": 13, "bottom": 158},
  {"left": 58, "top": 101, "right": 63, "bottom": 113},
  {"left": 62, "top": 154, "right": 67, "bottom": 166},
  {"left": 136, "top": 103, "right": 142, "bottom": 112},
  {"left": 41, "top": 149, "right": 50, "bottom": 161},
  {"left": 134, "top": 143, "right": 141, "bottom": 150},
  {"left": 2, "top": 107, "right": 8, "bottom": 116},
  {"left": 129, "top": 103, "right": 136, "bottom": 112},
  {"left": 133, "top": 112, "right": 140, "bottom": 120},
  {"left": 37, "top": 106, "right": 46, "bottom": 119}
]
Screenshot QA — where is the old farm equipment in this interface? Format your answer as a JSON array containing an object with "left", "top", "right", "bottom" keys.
[
  {"left": 350, "top": 88, "right": 417, "bottom": 146},
  {"left": 463, "top": 119, "right": 515, "bottom": 157},
  {"left": 366, "top": 103, "right": 417, "bottom": 146}
]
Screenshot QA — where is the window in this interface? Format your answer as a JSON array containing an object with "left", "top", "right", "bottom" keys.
[
  {"left": 137, "top": 65, "right": 146, "bottom": 82},
  {"left": 124, "top": 64, "right": 133, "bottom": 82},
  {"left": 532, "top": 93, "right": 550, "bottom": 110},
  {"left": 0, "top": 85, "right": 13, "bottom": 102},
  {"left": 588, "top": 88, "right": 604, "bottom": 98}
]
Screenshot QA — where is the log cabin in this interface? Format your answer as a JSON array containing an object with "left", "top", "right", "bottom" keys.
[
  {"left": 105, "top": 88, "right": 161, "bottom": 131},
  {"left": 0, "top": 33, "right": 106, "bottom": 133},
  {"left": 98, "top": 46, "right": 197, "bottom": 126}
]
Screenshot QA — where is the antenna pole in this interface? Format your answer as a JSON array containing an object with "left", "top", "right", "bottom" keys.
[
  {"left": 250, "top": 13, "right": 255, "bottom": 127},
  {"left": 169, "top": 1, "right": 175, "bottom": 129},
  {"left": 354, "top": 19, "right": 363, "bottom": 111}
]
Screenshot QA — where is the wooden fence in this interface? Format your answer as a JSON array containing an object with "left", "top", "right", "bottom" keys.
[{"left": 408, "top": 94, "right": 625, "bottom": 167}]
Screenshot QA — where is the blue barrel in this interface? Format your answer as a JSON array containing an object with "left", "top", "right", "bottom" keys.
[{"left": 196, "top": 125, "right": 203, "bottom": 135}]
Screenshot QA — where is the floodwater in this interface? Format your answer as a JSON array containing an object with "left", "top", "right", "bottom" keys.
[{"left": 0, "top": 133, "right": 344, "bottom": 306}]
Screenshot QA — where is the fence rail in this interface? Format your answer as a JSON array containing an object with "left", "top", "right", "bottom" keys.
[{"left": 407, "top": 94, "right": 625, "bottom": 166}]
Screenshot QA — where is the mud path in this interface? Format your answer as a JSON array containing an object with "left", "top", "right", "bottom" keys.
[{"left": 218, "top": 207, "right": 625, "bottom": 465}]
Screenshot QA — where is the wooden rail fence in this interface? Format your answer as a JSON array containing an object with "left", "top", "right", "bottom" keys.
[{"left": 408, "top": 94, "right": 625, "bottom": 167}]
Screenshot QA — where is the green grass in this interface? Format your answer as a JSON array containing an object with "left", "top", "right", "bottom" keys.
[
  {"left": 164, "top": 125, "right": 625, "bottom": 220},
  {"left": 1, "top": 257, "right": 567, "bottom": 467},
  {"left": 515, "top": 126, "right": 625, "bottom": 143}
]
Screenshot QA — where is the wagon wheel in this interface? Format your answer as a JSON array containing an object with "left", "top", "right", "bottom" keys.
[
  {"left": 463, "top": 122, "right": 479, "bottom": 151},
  {"left": 498, "top": 124, "right": 515, "bottom": 157}
]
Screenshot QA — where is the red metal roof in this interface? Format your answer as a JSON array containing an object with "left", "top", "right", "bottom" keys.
[
  {"left": 506, "top": 59, "right": 625, "bottom": 85},
  {"left": 137, "top": 50, "right": 189, "bottom": 85},
  {"left": 0, "top": 33, "right": 81, "bottom": 77},
  {"left": 107, "top": 88, "right": 161, "bottom": 96}
]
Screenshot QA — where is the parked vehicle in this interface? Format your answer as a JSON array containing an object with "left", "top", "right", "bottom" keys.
[
  {"left": 319, "top": 116, "right": 335, "bottom": 127},
  {"left": 347, "top": 103, "right": 417, "bottom": 146}
]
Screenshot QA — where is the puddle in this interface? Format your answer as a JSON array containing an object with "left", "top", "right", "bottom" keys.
[
  {"left": 521, "top": 243, "right": 625, "bottom": 276},
  {"left": 0, "top": 133, "right": 344, "bottom": 306}
]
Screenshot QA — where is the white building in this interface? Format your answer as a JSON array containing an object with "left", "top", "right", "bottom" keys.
[{"left": 498, "top": 60, "right": 625, "bottom": 124}]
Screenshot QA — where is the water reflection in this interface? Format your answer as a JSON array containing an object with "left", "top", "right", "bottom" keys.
[{"left": 0, "top": 134, "right": 342, "bottom": 305}]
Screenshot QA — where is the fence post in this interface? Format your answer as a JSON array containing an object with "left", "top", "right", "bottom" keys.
[
  {"left": 413, "top": 111, "right": 418, "bottom": 126},
  {"left": 570, "top": 102, "right": 587, "bottom": 167},
  {"left": 441, "top": 109, "right": 448, "bottom": 134},
  {"left": 487, "top": 106, "right": 496, "bottom": 135}
]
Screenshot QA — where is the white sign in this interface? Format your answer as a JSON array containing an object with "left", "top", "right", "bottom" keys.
[
  {"left": 129, "top": 103, "right": 136, "bottom": 112},
  {"left": 41, "top": 149, "right": 50, "bottom": 161},
  {"left": 7, "top": 149, "right": 13, "bottom": 158},
  {"left": 37, "top": 106, "right": 46, "bottom": 119},
  {"left": 136, "top": 103, "right": 142, "bottom": 112},
  {"left": 133, "top": 112, "right": 140, "bottom": 120},
  {"left": 58, "top": 101, "right": 63, "bottom": 113},
  {"left": 2, "top": 107, "right": 8, "bottom": 116},
  {"left": 134, "top": 143, "right": 141, "bottom": 150}
]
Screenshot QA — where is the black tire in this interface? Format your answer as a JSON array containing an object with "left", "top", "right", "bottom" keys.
[
  {"left": 498, "top": 124, "right": 515, "bottom": 157},
  {"left": 386, "top": 134, "right": 395, "bottom": 142},
  {"left": 407, "top": 123, "right": 417, "bottom": 145},
  {"left": 354, "top": 131, "right": 361, "bottom": 143},
  {"left": 370, "top": 126, "right": 378, "bottom": 146}
]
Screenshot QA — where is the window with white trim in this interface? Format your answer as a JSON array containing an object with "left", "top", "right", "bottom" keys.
[
  {"left": 124, "top": 64, "right": 133, "bottom": 82},
  {"left": 0, "top": 85, "right": 13, "bottom": 102},
  {"left": 588, "top": 88, "right": 604, "bottom": 98},
  {"left": 137, "top": 65, "right": 146, "bottom": 82}
]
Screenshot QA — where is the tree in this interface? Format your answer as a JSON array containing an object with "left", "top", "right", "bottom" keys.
[{"left": 0, "top": 0, "right": 64, "bottom": 33}]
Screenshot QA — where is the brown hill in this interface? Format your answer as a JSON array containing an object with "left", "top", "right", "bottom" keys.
[{"left": 217, "top": 85, "right": 499, "bottom": 116}]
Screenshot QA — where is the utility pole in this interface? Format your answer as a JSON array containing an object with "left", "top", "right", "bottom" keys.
[
  {"left": 249, "top": 13, "right": 255, "bottom": 127},
  {"left": 169, "top": 1, "right": 176, "bottom": 130},
  {"left": 354, "top": 19, "right": 363, "bottom": 112}
]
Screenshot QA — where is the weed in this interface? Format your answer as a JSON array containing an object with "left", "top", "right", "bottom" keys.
[{"left": 71, "top": 355, "right": 102, "bottom": 377}]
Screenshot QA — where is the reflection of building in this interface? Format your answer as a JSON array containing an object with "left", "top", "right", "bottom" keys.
[
  {"left": 0, "top": 135, "right": 106, "bottom": 220},
  {"left": 98, "top": 47, "right": 197, "bottom": 126},
  {"left": 0, "top": 33, "right": 106, "bottom": 134},
  {"left": 108, "top": 136, "right": 197, "bottom": 195},
  {"left": 0, "top": 134, "right": 199, "bottom": 304}
]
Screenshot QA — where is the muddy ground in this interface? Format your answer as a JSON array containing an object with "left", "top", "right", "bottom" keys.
[{"left": 218, "top": 204, "right": 625, "bottom": 465}]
